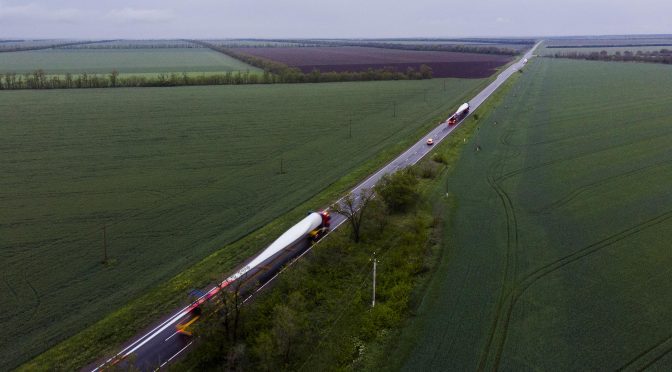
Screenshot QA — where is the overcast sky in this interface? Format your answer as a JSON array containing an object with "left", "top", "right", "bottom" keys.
[{"left": 0, "top": 0, "right": 670, "bottom": 39}]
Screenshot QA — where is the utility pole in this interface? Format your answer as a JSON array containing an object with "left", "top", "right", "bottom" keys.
[
  {"left": 349, "top": 119, "right": 352, "bottom": 139},
  {"left": 280, "top": 156, "right": 284, "bottom": 174},
  {"left": 371, "top": 252, "right": 377, "bottom": 308},
  {"left": 393, "top": 102, "right": 397, "bottom": 118},
  {"left": 102, "top": 224, "right": 108, "bottom": 264}
]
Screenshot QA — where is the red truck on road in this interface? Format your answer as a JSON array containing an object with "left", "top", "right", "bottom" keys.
[{"left": 448, "top": 102, "right": 470, "bottom": 125}]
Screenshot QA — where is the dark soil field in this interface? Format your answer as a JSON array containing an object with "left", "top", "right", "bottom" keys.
[{"left": 231, "top": 46, "right": 511, "bottom": 78}]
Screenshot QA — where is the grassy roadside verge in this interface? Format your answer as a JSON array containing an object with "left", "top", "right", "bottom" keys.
[
  {"left": 19, "top": 77, "right": 493, "bottom": 371},
  {"left": 368, "top": 68, "right": 524, "bottom": 371}
]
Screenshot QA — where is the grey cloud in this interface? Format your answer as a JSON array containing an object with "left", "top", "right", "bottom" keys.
[
  {"left": 0, "top": 0, "right": 669, "bottom": 39},
  {"left": 104, "top": 7, "right": 175, "bottom": 23},
  {"left": 0, "top": 1, "right": 85, "bottom": 22}
]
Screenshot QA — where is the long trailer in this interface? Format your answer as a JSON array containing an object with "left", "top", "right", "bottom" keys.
[
  {"left": 447, "top": 102, "right": 470, "bottom": 125},
  {"left": 176, "top": 211, "right": 331, "bottom": 333}
]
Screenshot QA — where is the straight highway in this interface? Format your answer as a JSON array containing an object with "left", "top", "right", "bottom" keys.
[
  {"left": 88, "top": 42, "right": 540, "bottom": 371},
  {"left": 332, "top": 42, "right": 540, "bottom": 216}
]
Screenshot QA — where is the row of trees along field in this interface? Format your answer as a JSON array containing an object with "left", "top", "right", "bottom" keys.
[
  {"left": 0, "top": 40, "right": 115, "bottom": 52},
  {"left": 205, "top": 42, "right": 319, "bottom": 48},
  {"left": 551, "top": 49, "right": 672, "bottom": 64},
  {"left": 0, "top": 64, "right": 432, "bottom": 90},
  {"left": 59, "top": 41, "right": 203, "bottom": 49},
  {"left": 277, "top": 39, "right": 525, "bottom": 56}
]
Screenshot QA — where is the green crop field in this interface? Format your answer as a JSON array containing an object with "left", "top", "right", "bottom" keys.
[
  {"left": 0, "top": 77, "right": 486, "bottom": 368},
  {"left": 0, "top": 48, "right": 259, "bottom": 74},
  {"left": 540, "top": 37, "right": 672, "bottom": 56},
  {"left": 540, "top": 45, "right": 671, "bottom": 56},
  {"left": 393, "top": 58, "right": 672, "bottom": 370},
  {"left": 543, "top": 36, "right": 672, "bottom": 47}
]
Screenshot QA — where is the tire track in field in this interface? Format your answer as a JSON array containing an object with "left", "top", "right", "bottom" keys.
[
  {"left": 476, "top": 67, "right": 671, "bottom": 368},
  {"left": 501, "top": 128, "right": 600, "bottom": 148},
  {"left": 499, "top": 131, "right": 522, "bottom": 158},
  {"left": 491, "top": 209, "right": 672, "bottom": 369},
  {"left": 478, "top": 173, "right": 516, "bottom": 370},
  {"left": 474, "top": 59, "right": 672, "bottom": 369},
  {"left": 618, "top": 334, "right": 672, "bottom": 371},
  {"left": 0, "top": 273, "right": 41, "bottom": 326},
  {"left": 475, "top": 65, "right": 544, "bottom": 370},
  {"left": 24, "top": 277, "right": 41, "bottom": 325},
  {"left": 501, "top": 113, "right": 672, "bottom": 150},
  {"left": 477, "top": 128, "right": 521, "bottom": 371},
  {"left": 637, "top": 344, "right": 672, "bottom": 371},
  {"left": 532, "top": 159, "right": 672, "bottom": 214},
  {"left": 2, "top": 274, "right": 18, "bottom": 299},
  {"left": 635, "top": 347, "right": 672, "bottom": 371},
  {"left": 0, "top": 274, "right": 21, "bottom": 324},
  {"left": 496, "top": 129, "right": 672, "bottom": 183}
]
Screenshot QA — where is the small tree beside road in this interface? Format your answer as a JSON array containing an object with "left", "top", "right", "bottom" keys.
[{"left": 331, "top": 188, "right": 375, "bottom": 243}]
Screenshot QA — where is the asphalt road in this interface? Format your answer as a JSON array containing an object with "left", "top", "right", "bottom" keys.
[
  {"left": 88, "top": 43, "right": 540, "bottom": 371},
  {"left": 330, "top": 42, "right": 540, "bottom": 222}
]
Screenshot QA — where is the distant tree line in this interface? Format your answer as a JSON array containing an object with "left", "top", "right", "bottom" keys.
[
  {"left": 0, "top": 40, "right": 117, "bottom": 53},
  {"left": 0, "top": 70, "right": 259, "bottom": 89},
  {"left": 206, "top": 42, "right": 320, "bottom": 48},
  {"left": 367, "top": 41, "right": 521, "bottom": 56},
  {"left": 59, "top": 41, "right": 203, "bottom": 49},
  {"left": 264, "top": 37, "right": 535, "bottom": 46},
  {"left": 407, "top": 37, "right": 535, "bottom": 45},
  {"left": 0, "top": 64, "right": 433, "bottom": 90},
  {"left": 551, "top": 49, "right": 672, "bottom": 64},
  {"left": 275, "top": 39, "right": 524, "bottom": 56}
]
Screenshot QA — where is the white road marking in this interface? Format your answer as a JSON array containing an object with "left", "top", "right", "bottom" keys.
[
  {"left": 156, "top": 341, "right": 193, "bottom": 370},
  {"left": 164, "top": 331, "right": 179, "bottom": 342},
  {"left": 91, "top": 308, "right": 191, "bottom": 371},
  {"left": 121, "top": 311, "right": 189, "bottom": 358}
]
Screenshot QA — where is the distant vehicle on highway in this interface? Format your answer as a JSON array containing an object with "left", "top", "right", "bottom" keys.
[{"left": 426, "top": 138, "right": 434, "bottom": 145}]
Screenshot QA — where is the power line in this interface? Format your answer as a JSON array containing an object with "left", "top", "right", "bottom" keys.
[{"left": 371, "top": 252, "right": 377, "bottom": 308}]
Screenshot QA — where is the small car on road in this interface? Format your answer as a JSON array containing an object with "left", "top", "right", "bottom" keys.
[{"left": 426, "top": 138, "right": 434, "bottom": 145}]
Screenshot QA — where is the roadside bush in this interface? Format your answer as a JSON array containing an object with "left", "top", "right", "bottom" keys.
[
  {"left": 431, "top": 152, "right": 446, "bottom": 164},
  {"left": 363, "top": 197, "right": 390, "bottom": 238},
  {"left": 375, "top": 168, "right": 419, "bottom": 212},
  {"left": 418, "top": 161, "right": 439, "bottom": 179}
]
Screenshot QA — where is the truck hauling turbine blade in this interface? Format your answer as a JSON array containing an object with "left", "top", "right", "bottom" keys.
[
  {"left": 447, "top": 102, "right": 470, "bottom": 126},
  {"left": 176, "top": 211, "right": 331, "bottom": 334}
]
